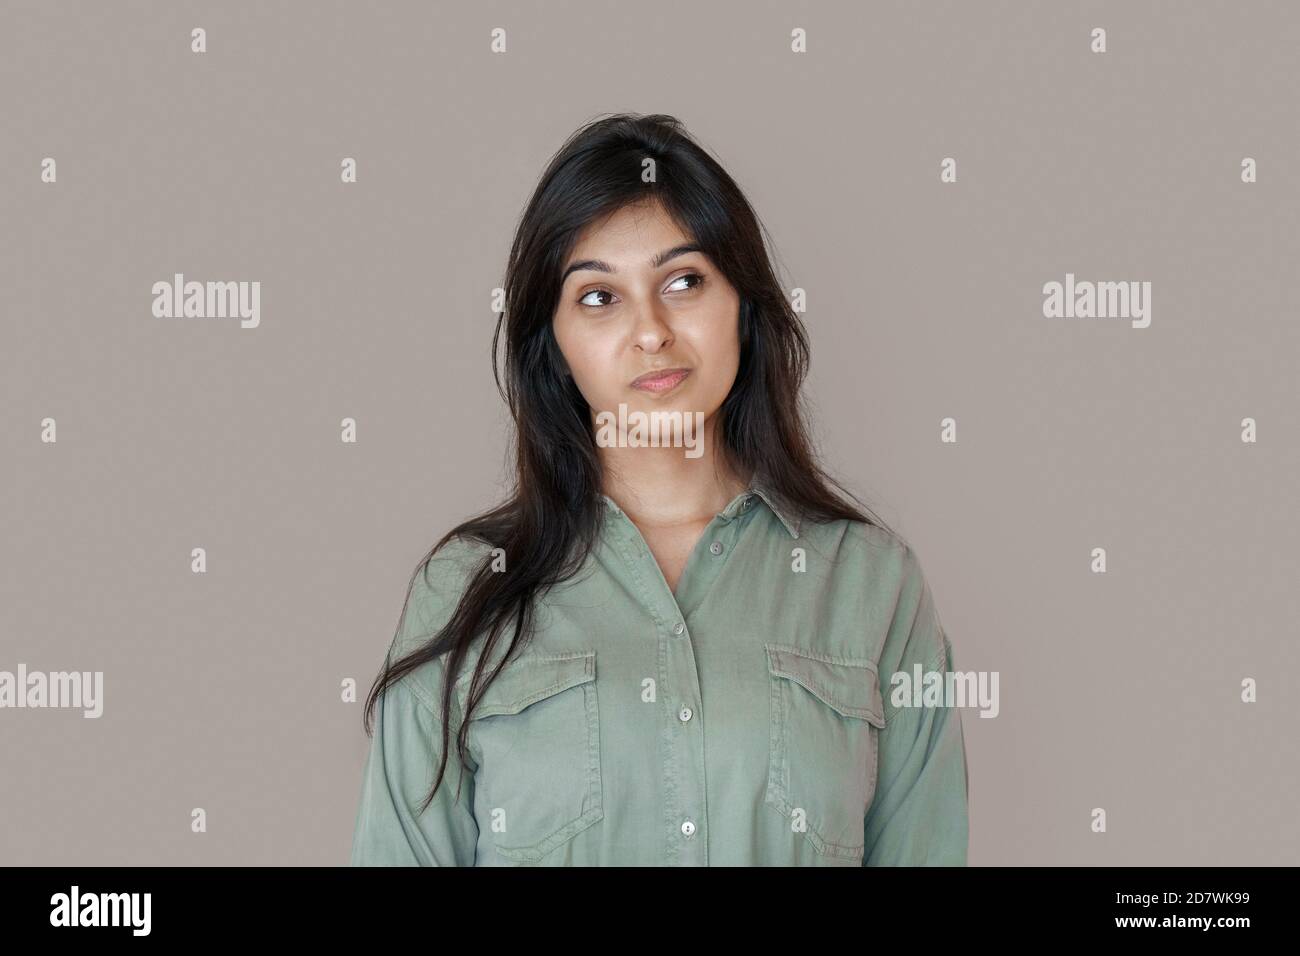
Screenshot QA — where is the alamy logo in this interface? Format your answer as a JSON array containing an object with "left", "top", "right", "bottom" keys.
[
  {"left": 50, "top": 885, "right": 150, "bottom": 936},
  {"left": 0, "top": 664, "right": 103, "bottom": 717},
  {"left": 890, "top": 665, "right": 999, "bottom": 718},
  {"left": 152, "top": 273, "right": 260, "bottom": 328},
  {"left": 1042, "top": 272, "right": 1151, "bottom": 328},
  {"left": 594, "top": 403, "right": 704, "bottom": 459}
]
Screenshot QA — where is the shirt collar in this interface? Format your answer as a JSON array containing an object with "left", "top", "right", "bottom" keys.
[{"left": 600, "top": 475, "right": 802, "bottom": 539}]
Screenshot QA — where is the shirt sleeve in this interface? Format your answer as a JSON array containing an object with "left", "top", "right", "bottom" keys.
[
  {"left": 349, "top": 541, "right": 488, "bottom": 866},
  {"left": 862, "top": 547, "right": 970, "bottom": 866},
  {"left": 349, "top": 674, "right": 479, "bottom": 866}
]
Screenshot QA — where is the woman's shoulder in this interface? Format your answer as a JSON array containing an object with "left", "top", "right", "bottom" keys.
[
  {"left": 421, "top": 533, "right": 499, "bottom": 580},
  {"left": 802, "top": 514, "right": 937, "bottom": 599},
  {"left": 833, "top": 519, "right": 950, "bottom": 667},
  {"left": 381, "top": 533, "right": 499, "bottom": 716},
  {"left": 803, "top": 512, "right": 913, "bottom": 561},
  {"left": 391, "top": 534, "right": 496, "bottom": 659}
]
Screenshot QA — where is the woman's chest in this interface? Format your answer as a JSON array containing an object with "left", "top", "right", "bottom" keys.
[
  {"left": 452, "top": 594, "right": 889, "bottom": 864},
  {"left": 635, "top": 521, "right": 711, "bottom": 594}
]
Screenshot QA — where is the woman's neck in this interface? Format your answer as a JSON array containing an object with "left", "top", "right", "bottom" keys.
[{"left": 597, "top": 419, "right": 751, "bottom": 530}]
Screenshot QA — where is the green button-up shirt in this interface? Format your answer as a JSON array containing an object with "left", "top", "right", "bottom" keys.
[{"left": 349, "top": 480, "right": 969, "bottom": 866}]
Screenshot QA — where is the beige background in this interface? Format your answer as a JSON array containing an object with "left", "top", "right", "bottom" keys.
[{"left": 2, "top": 0, "right": 1297, "bottom": 865}]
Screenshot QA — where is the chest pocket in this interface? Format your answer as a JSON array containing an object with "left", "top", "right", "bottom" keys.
[
  {"left": 460, "top": 650, "right": 603, "bottom": 864},
  {"left": 763, "top": 643, "right": 886, "bottom": 861}
]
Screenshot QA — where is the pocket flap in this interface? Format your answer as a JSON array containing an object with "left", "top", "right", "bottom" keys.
[
  {"left": 462, "top": 650, "right": 596, "bottom": 718},
  {"left": 765, "top": 643, "right": 885, "bottom": 727}
]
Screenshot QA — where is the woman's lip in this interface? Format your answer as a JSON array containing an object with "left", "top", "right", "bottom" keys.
[{"left": 630, "top": 368, "right": 690, "bottom": 393}]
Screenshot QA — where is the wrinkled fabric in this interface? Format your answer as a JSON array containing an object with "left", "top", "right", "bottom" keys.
[{"left": 350, "top": 479, "right": 969, "bottom": 866}]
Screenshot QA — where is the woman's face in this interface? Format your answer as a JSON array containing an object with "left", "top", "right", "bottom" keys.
[{"left": 552, "top": 200, "right": 741, "bottom": 431}]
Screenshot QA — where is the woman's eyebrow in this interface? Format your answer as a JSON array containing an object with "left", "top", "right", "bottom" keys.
[{"left": 561, "top": 243, "right": 703, "bottom": 284}]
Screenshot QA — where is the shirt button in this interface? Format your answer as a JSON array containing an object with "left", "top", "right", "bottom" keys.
[
  {"left": 673, "top": 622, "right": 685, "bottom": 635},
  {"left": 678, "top": 706, "right": 693, "bottom": 722},
  {"left": 709, "top": 541, "right": 724, "bottom": 555},
  {"left": 681, "top": 820, "right": 696, "bottom": 837}
]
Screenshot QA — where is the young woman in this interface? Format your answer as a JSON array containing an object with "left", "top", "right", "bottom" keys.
[{"left": 349, "top": 113, "right": 969, "bottom": 867}]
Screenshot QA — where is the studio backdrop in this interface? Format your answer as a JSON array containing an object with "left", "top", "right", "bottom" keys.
[{"left": 2, "top": 0, "right": 1297, "bottom": 865}]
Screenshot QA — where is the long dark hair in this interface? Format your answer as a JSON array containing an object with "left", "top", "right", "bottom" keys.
[{"left": 362, "top": 111, "right": 897, "bottom": 811}]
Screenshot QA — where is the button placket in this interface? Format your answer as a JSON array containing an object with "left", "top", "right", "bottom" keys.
[{"left": 609, "top": 500, "right": 757, "bottom": 866}]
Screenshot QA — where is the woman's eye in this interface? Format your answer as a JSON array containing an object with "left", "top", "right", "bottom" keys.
[
  {"left": 578, "top": 273, "right": 705, "bottom": 308},
  {"left": 667, "top": 272, "right": 705, "bottom": 293}
]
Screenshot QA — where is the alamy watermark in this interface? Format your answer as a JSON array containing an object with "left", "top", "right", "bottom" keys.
[
  {"left": 50, "top": 885, "right": 150, "bottom": 935},
  {"left": 0, "top": 664, "right": 103, "bottom": 718},
  {"left": 594, "top": 403, "right": 704, "bottom": 458},
  {"left": 1042, "top": 272, "right": 1151, "bottom": 328},
  {"left": 152, "top": 273, "right": 260, "bottom": 328},
  {"left": 889, "top": 665, "right": 999, "bottom": 718}
]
